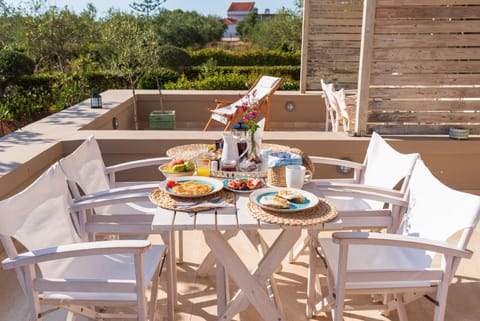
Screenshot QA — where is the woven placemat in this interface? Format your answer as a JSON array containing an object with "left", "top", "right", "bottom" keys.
[
  {"left": 247, "top": 198, "right": 337, "bottom": 227},
  {"left": 149, "top": 188, "right": 235, "bottom": 212}
]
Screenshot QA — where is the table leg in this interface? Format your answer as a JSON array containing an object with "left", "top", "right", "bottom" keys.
[
  {"left": 204, "top": 229, "right": 301, "bottom": 321},
  {"left": 306, "top": 228, "right": 320, "bottom": 318},
  {"left": 216, "top": 257, "right": 228, "bottom": 316},
  {"left": 160, "top": 230, "right": 177, "bottom": 320},
  {"left": 197, "top": 229, "right": 239, "bottom": 277}
]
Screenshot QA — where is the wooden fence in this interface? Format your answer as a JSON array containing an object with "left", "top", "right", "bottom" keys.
[
  {"left": 300, "top": 0, "right": 363, "bottom": 91},
  {"left": 356, "top": 0, "right": 480, "bottom": 135},
  {"left": 300, "top": 0, "right": 480, "bottom": 135}
]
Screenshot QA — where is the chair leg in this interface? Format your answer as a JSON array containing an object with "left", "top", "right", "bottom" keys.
[
  {"left": 395, "top": 294, "right": 409, "bottom": 321},
  {"left": 264, "top": 100, "right": 271, "bottom": 131},
  {"left": 177, "top": 230, "right": 183, "bottom": 263},
  {"left": 204, "top": 117, "right": 214, "bottom": 131},
  {"left": 148, "top": 255, "right": 162, "bottom": 321}
]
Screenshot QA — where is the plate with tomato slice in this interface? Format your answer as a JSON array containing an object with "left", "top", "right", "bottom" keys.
[{"left": 223, "top": 177, "right": 265, "bottom": 193}]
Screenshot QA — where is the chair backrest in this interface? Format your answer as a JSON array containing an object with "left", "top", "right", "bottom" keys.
[
  {"left": 333, "top": 88, "right": 352, "bottom": 132},
  {"left": 362, "top": 132, "right": 419, "bottom": 193},
  {"left": 321, "top": 79, "right": 341, "bottom": 132},
  {"left": 59, "top": 135, "right": 110, "bottom": 198},
  {"left": 240, "top": 75, "right": 283, "bottom": 107},
  {"left": 0, "top": 164, "right": 81, "bottom": 276},
  {"left": 398, "top": 159, "right": 480, "bottom": 251}
]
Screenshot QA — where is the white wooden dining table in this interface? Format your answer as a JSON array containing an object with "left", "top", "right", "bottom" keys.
[{"left": 151, "top": 181, "right": 334, "bottom": 321}]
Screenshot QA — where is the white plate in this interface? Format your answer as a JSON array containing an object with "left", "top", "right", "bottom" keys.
[
  {"left": 249, "top": 187, "right": 319, "bottom": 212},
  {"left": 223, "top": 178, "right": 266, "bottom": 193},
  {"left": 159, "top": 176, "right": 223, "bottom": 198}
]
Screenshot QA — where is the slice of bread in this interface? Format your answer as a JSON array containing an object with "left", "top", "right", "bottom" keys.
[
  {"left": 260, "top": 195, "right": 290, "bottom": 209},
  {"left": 277, "top": 190, "right": 307, "bottom": 203}
]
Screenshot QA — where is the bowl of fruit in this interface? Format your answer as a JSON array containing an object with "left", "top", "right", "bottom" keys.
[{"left": 159, "top": 159, "right": 195, "bottom": 178}]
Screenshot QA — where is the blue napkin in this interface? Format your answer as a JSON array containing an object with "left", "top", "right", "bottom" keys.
[{"left": 267, "top": 152, "right": 302, "bottom": 168}]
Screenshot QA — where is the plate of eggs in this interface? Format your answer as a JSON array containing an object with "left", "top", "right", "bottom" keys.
[{"left": 249, "top": 187, "right": 319, "bottom": 212}]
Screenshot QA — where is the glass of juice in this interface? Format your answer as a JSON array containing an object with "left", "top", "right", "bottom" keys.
[{"left": 195, "top": 158, "right": 211, "bottom": 177}]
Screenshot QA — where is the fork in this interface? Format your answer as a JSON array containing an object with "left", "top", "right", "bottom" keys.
[{"left": 174, "top": 195, "right": 222, "bottom": 208}]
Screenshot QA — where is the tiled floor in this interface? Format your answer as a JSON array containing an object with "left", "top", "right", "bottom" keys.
[{"left": 2, "top": 228, "right": 480, "bottom": 321}]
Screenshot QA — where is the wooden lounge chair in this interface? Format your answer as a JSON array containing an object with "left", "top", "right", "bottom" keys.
[{"left": 203, "top": 75, "right": 284, "bottom": 131}]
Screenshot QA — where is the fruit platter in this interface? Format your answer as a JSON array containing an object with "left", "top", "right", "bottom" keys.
[{"left": 159, "top": 159, "right": 195, "bottom": 178}]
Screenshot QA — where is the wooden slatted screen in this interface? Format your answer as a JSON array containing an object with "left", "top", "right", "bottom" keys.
[
  {"left": 301, "top": 0, "right": 363, "bottom": 91},
  {"left": 357, "top": 0, "right": 480, "bottom": 135}
]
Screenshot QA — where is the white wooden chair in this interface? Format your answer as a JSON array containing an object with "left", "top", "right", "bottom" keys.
[
  {"left": 203, "top": 75, "right": 284, "bottom": 131},
  {"left": 321, "top": 79, "right": 355, "bottom": 133},
  {"left": 58, "top": 135, "right": 171, "bottom": 239},
  {"left": 314, "top": 159, "right": 480, "bottom": 321},
  {"left": 291, "top": 132, "right": 420, "bottom": 263},
  {"left": 59, "top": 136, "right": 177, "bottom": 319},
  {"left": 321, "top": 79, "right": 341, "bottom": 132},
  {"left": 0, "top": 164, "right": 167, "bottom": 321}
]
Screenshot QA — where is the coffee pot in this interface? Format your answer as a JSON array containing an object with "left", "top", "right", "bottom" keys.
[{"left": 221, "top": 125, "right": 248, "bottom": 165}]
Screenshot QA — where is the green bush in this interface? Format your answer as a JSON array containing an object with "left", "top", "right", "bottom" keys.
[
  {"left": 189, "top": 49, "right": 300, "bottom": 66},
  {"left": 164, "top": 72, "right": 298, "bottom": 91},
  {"left": 184, "top": 65, "right": 300, "bottom": 81},
  {"left": 157, "top": 45, "right": 191, "bottom": 71},
  {"left": 138, "top": 68, "right": 180, "bottom": 89},
  {"left": 0, "top": 49, "right": 35, "bottom": 81}
]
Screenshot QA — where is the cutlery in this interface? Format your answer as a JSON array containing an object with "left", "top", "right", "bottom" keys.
[{"left": 174, "top": 195, "right": 222, "bottom": 208}]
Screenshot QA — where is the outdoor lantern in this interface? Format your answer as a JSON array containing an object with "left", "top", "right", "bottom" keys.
[{"left": 91, "top": 92, "right": 102, "bottom": 109}]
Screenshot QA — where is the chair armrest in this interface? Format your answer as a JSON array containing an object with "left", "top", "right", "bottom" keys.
[
  {"left": 332, "top": 231, "right": 473, "bottom": 259},
  {"left": 317, "top": 183, "right": 405, "bottom": 198},
  {"left": 309, "top": 156, "right": 365, "bottom": 170},
  {"left": 77, "top": 183, "right": 159, "bottom": 201},
  {"left": 214, "top": 99, "right": 234, "bottom": 107},
  {"left": 2, "top": 240, "right": 152, "bottom": 270},
  {"left": 320, "top": 187, "right": 408, "bottom": 206},
  {"left": 71, "top": 191, "right": 151, "bottom": 211},
  {"left": 105, "top": 157, "right": 171, "bottom": 186}
]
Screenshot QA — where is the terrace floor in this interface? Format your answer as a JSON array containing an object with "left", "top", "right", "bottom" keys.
[{"left": 2, "top": 228, "right": 480, "bottom": 321}]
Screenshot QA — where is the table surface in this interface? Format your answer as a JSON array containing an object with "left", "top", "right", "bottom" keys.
[{"left": 151, "top": 181, "right": 335, "bottom": 233}]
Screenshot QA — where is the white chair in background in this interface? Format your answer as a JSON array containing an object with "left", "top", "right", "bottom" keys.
[
  {"left": 0, "top": 164, "right": 167, "bottom": 321},
  {"left": 321, "top": 79, "right": 341, "bottom": 132},
  {"left": 314, "top": 159, "right": 480, "bottom": 321},
  {"left": 321, "top": 79, "right": 355, "bottom": 133}
]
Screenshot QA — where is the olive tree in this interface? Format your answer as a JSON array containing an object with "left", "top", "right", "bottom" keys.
[
  {"left": 102, "top": 12, "right": 162, "bottom": 129},
  {"left": 153, "top": 10, "right": 225, "bottom": 49}
]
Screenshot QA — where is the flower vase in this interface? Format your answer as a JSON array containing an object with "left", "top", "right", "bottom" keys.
[
  {"left": 239, "top": 131, "right": 262, "bottom": 172},
  {"left": 248, "top": 131, "right": 262, "bottom": 162}
]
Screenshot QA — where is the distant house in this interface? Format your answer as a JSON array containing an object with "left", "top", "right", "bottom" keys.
[{"left": 223, "top": 2, "right": 271, "bottom": 38}]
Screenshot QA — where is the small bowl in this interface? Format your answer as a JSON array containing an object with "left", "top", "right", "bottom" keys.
[{"left": 159, "top": 164, "right": 194, "bottom": 178}]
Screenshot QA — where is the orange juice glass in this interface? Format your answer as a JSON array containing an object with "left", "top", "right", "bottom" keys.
[{"left": 195, "top": 159, "right": 211, "bottom": 177}]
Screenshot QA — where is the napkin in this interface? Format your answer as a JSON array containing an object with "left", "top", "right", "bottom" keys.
[{"left": 267, "top": 151, "right": 302, "bottom": 168}]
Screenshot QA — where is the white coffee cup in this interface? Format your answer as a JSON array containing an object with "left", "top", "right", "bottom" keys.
[{"left": 285, "top": 165, "right": 312, "bottom": 189}]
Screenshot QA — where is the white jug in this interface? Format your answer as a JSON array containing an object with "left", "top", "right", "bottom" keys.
[
  {"left": 221, "top": 132, "right": 239, "bottom": 163},
  {"left": 221, "top": 132, "right": 248, "bottom": 163}
]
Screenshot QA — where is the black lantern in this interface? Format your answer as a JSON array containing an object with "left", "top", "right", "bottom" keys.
[{"left": 91, "top": 93, "right": 102, "bottom": 109}]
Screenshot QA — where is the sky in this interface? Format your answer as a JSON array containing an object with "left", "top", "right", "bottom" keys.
[{"left": 4, "top": 0, "right": 299, "bottom": 17}]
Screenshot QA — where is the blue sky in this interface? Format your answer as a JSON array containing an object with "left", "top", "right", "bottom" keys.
[{"left": 4, "top": 0, "right": 299, "bottom": 17}]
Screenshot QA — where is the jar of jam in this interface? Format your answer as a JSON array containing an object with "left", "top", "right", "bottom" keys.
[{"left": 221, "top": 159, "right": 237, "bottom": 172}]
